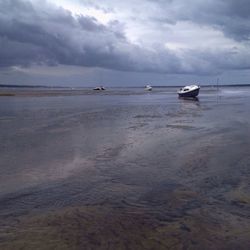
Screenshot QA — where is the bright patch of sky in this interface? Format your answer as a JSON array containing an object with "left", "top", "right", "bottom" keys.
[{"left": 47, "top": 0, "right": 241, "bottom": 52}]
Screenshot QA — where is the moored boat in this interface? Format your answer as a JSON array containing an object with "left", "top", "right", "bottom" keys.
[
  {"left": 93, "top": 86, "right": 106, "bottom": 90},
  {"left": 145, "top": 85, "right": 152, "bottom": 91},
  {"left": 178, "top": 85, "right": 200, "bottom": 98}
]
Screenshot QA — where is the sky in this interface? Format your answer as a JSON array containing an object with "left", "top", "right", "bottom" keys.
[{"left": 1, "top": 0, "right": 250, "bottom": 86}]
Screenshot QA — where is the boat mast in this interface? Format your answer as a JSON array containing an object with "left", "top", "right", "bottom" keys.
[{"left": 216, "top": 78, "right": 220, "bottom": 103}]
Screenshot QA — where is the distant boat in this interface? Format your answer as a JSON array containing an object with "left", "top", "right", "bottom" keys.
[
  {"left": 145, "top": 85, "right": 152, "bottom": 91},
  {"left": 178, "top": 85, "right": 200, "bottom": 98},
  {"left": 93, "top": 86, "right": 106, "bottom": 90}
]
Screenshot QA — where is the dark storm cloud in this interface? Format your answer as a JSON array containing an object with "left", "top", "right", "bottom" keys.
[
  {"left": 169, "top": 0, "right": 250, "bottom": 41},
  {"left": 0, "top": 0, "right": 185, "bottom": 73},
  {"left": 218, "top": 0, "right": 250, "bottom": 41},
  {"left": 144, "top": 0, "right": 250, "bottom": 41},
  {"left": 0, "top": 0, "right": 250, "bottom": 75}
]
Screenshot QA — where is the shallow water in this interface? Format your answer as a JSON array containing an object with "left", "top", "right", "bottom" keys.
[{"left": 1, "top": 86, "right": 250, "bottom": 249}]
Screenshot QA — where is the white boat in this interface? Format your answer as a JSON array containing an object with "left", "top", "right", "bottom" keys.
[
  {"left": 145, "top": 85, "right": 152, "bottom": 91},
  {"left": 93, "top": 86, "right": 105, "bottom": 90},
  {"left": 178, "top": 85, "right": 200, "bottom": 98}
]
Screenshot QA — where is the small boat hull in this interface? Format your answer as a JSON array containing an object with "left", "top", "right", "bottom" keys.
[
  {"left": 145, "top": 85, "right": 152, "bottom": 91},
  {"left": 178, "top": 85, "right": 200, "bottom": 98},
  {"left": 93, "top": 86, "right": 105, "bottom": 90},
  {"left": 178, "top": 88, "right": 199, "bottom": 98}
]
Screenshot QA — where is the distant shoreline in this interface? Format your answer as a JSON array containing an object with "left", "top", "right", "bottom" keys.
[
  {"left": 0, "top": 84, "right": 67, "bottom": 89},
  {"left": 1, "top": 84, "right": 250, "bottom": 89}
]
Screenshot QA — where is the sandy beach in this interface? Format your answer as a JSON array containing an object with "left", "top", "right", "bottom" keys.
[{"left": 0, "top": 87, "right": 250, "bottom": 249}]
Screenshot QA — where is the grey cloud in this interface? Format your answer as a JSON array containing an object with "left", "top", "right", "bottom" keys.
[
  {"left": 224, "top": 0, "right": 250, "bottom": 18},
  {"left": 173, "top": 0, "right": 250, "bottom": 41},
  {"left": 141, "top": 0, "right": 250, "bottom": 41},
  {"left": 0, "top": 1, "right": 126, "bottom": 68},
  {"left": 0, "top": 0, "right": 187, "bottom": 73},
  {"left": 88, "top": 0, "right": 250, "bottom": 41},
  {"left": 1, "top": 0, "right": 250, "bottom": 76}
]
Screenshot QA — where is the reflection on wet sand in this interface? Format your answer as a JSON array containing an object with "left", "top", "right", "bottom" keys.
[
  {"left": 178, "top": 96, "right": 199, "bottom": 102},
  {"left": 1, "top": 88, "right": 250, "bottom": 249}
]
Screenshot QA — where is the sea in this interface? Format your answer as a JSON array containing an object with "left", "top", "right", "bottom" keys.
[{"left": 0, "top": 86, "right": 250, "bottom": 249}]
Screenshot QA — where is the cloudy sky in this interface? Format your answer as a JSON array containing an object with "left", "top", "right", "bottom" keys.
[{"left": 1, "top": 0, "right": 250, "bottom": 86}]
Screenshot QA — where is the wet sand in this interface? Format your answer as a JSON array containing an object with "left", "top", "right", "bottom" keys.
[{"left": 0, "top": 87, "right": 250, "bottom": 249}]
